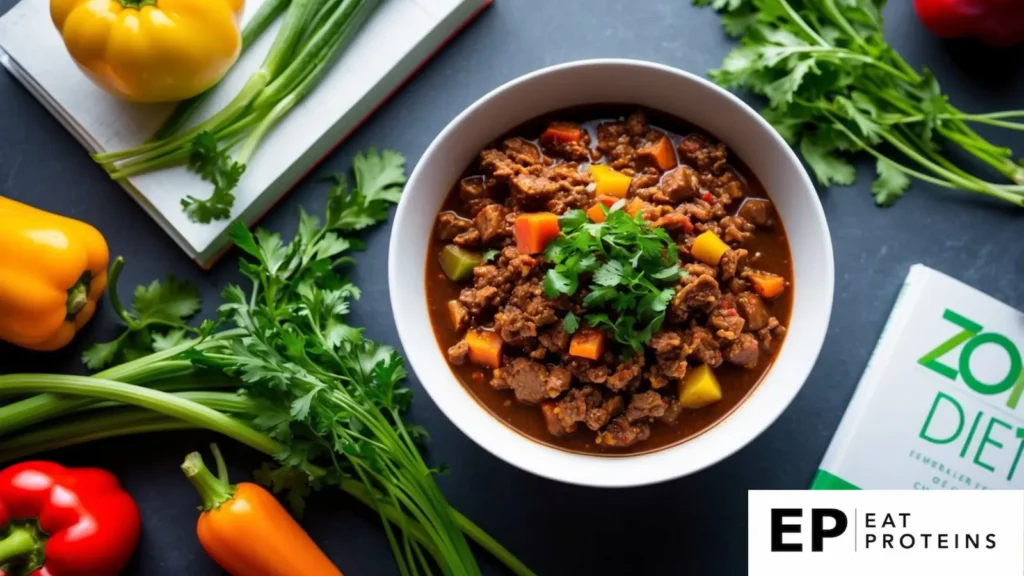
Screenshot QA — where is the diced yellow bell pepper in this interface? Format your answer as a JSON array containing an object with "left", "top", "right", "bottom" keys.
[
  {"left": 691, "top": 231, "right": 729, "bottom": 266},
  {"left": 678, "top": 364, "right": 723, "bottom": 409},
  {"left": 587, "top": 165, "right": 632, "bottom": 198}
]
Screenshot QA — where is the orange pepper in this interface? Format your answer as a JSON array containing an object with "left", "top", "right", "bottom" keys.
[
  {"left": 748, "top": 272, "right": 786, "bottom": 299},
  {"left": 513, "top": 212, "right": 560, "bottom": 254},
  {"left": 182, "top": 446, "right": 342, "bottom": 576},
  {"left": 0, "top": 196, "right": 109, "bottom": 351}
]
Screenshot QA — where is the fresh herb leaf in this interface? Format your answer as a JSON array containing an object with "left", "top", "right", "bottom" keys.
[
  {"left": 544, "top": 206, "right": 680, "bottom": 351},
  {"left": 562, "top": 311, "right": 579, "bottom": 334},
  {"left": 183, "top": 132, "right": 245, "bottom": 223},
  {"left": 544, "top": 269, "right": 573, "bottom": 297},
  {"left": 482, "top": 249, "right": 500, "bottom": 262},
  {"left": 133, "top": 276, "right": 202, "bottom": 323},
  {"left": 82, "top": 266, "right": 202, "bottom": 369},
  {"left": 871, "top": 158, "right": 912, "bottom": 206},
  {"left": 697, "top": 0, "right": 1024, "bottom": 208},
  {"left": 593, "top": 260, "right": 624, "bottom": 287},
  {"left": 800, "top": 135, "right": 856, "bottom": 187}
]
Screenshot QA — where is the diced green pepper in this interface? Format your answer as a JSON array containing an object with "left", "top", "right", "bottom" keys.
[{"left": 439, "top": 244, "right": 482, "bottom": 282}]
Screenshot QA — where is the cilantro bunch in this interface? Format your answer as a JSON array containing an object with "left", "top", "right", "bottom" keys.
[
  {"left": 0, "top": 149, "right": 534, "bottom": 576},
  {"left": 696, "top": 0, "right": 1024, "bottom": 206},
  {"left": 543, "top": 205, "right": 682, "bottom": 352}
]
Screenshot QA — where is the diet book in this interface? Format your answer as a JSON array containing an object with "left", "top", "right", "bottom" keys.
[{"left": 813, "top": 264, "right": 1024, "bottom": 491}]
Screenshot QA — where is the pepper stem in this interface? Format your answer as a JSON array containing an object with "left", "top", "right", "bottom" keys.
[
  {"left": 182, "top": 449, "right": 236, "bottom": 511},
  {"left": 65, "top": 273, "right": 91, "bottom": 319},
  {"left": 0, "top": 526, "right": 38, "bottom": 566}
]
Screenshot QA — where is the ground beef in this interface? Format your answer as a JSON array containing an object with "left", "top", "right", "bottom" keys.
[
  {"left": 736, "top": 291, "right": 770, "bottom": 331},
  {"left": 597, "top": 417, "right": 651, "bottom": 448},
  {"left": 436, "top": 211, "right": 474, "bottom": 241},
  {"left": 568, "top": 358, "right": 609, "bottom": 384},
  {"left": 510, "top": 173, "right": 559, "bottom": 207},
  {"left": 648, "top": 329, "right": 684, "bottom": 355},
  {"left": 719, "top": 248, "right": 747, "bottom": 282},
  {"left": 475, "top": 204, "right": 508, "bottom": 243},
  {"left": 725, "top": 333, "right": 760, "bottom": 368},
  {"left": 538, "top": 324, "right": 571, "bottom": 354},
  {"left": 738, "top": 198, "right": 773, "bottom": 227},
  {"left": 503, "top": 138, "right": 542, "bottom": 166},
  {"left": 658, "top": 356, "right": 688, "bottom": 380},
  {"left": 673, "top": 274, "right": 720, "bottom": 315},
  {"left": 606, "top": 355, "right": 645, "bottom": 391},
  {"left": 678, "top": 200, "right": 714, "bottom": 222},
  {"left": 758, "top": 317, "right": 787, "bottom": 350},
  {"left": 458, "top": 286, "right": 499, "bottom": 315},
  {"left": 479, "top": 149, "right": 517, "bottom": 179},
  {"left": 541, "top": 402, "right": 573, "bottom": 436},
  {"left": 459, "top": 175, "right": 491, "bottom": 202},
  {"left": 679, "top": 135, "right": 727, "bottom": 175},
  {"left": 659, "top": 400, "right": 683, "bottom": 425},
  {"left": 720, "top": 215, "right": 752, "bottom": 244},
  {"left": 626, "top": 391, "right": 668, "bottom": 422},
  {"left": 548, "top": 367, "right": 574, "bottom": 397},
  {"left": 685, "top": 326, "right": 722, "bottom": 367},
  {"left": 709, "top": 306, "right": 744, "bottom": 342},
  {"left": 447, "top": 340, "right": 469, "bottom": 365},
  {"left": 447, "top": 300, "right": 469, "bottom": 331},
  {"left": 554, "top": 386, "right": 603, "bottom": 430},
  {"left": 452, "top": 228, "right": 481, "bottom": 247},
  {"left": 659, "top": 165, "right": 702, "bottom": 203},
  {"left": 492, "top": 358, "right": 559, "bottom": 404},
  {"left": 585, "top": 395, "right": 625, "bottom": 431}
]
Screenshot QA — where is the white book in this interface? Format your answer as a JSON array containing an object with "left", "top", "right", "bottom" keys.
[
  {"left": 813, "top": 264, "right": 1024, "bottom": 491},
  {"left": 0, "top": 0, "right": 491, "bottom": 267}
]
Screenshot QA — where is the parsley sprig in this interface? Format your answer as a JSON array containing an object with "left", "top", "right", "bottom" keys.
[
  {"left": 543, "top": 204, "right": 682, "bottom": 352},
  {"left": 697, "top": 0, "right": 1024, "bottom": 207}
]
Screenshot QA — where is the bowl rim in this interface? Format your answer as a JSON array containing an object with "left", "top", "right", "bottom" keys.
[{"left": 388, "top": 58, "right": 834, "bottom": 488}]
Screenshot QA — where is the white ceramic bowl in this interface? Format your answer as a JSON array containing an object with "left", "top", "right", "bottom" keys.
[{"left": 388, "top": 59, "right": 834, "bottom": 488}]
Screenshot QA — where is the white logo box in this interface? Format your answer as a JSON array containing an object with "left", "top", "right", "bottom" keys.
[{"left": 749, "top": 490, "right": 1024, "bottom": 575}]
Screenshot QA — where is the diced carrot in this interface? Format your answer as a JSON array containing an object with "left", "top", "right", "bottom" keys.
[
  {"left": 514, "top": 212, "right": 561, "bottom": 254},
  {"left": 465, "top": 329, "right": 503, "bottom": 368},
  {"left": 625, "top": 198, "right": 647, "bottom": 218},
  {"left": 748, "top": 272, "right": 786, "bottom": 299},
  {"left": 569, "top": 329, "right": 605, "bottom": 360},
  {"left": 540, "top": 123, "right": 582, "bottom": 144},
  {"left": 587, "top": 196, "right": 622, "bottom": 223},
  {"left": 643, "top": 136, "right": 677, "bottom": 171}
]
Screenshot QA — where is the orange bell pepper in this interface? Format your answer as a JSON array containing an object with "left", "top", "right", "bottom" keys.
[
  {"left": 182, "top": 445, "right": 342, "bottom": 576},
  {"left": 748, "top": 272, "right": 786, "bottom": 299},
  {"left": 0, "top": 196, "right": 109, "bottom": 351}
]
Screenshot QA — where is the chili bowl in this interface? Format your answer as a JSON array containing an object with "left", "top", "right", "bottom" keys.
[{"left": 388, "top": 59, "right": 834, "bottom": 488}]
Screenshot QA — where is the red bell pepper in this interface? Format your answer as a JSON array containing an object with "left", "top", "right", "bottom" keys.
[
  {"left": 0, "top": 462, "right": 140, "bottom": 576},
  {"left": 914, "top": 0, "right": 1024, "bottom": 46}
]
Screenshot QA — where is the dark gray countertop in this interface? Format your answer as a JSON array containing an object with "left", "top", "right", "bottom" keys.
[{"left": 1, "top": 0, "right": 1022, "bottom": 574}]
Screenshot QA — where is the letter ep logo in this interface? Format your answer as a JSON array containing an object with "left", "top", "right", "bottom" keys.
[{"left": 770, "top": 508, "right": 848, "bottom": 552}]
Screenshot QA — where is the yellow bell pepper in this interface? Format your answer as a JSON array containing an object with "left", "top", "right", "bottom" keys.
[
  {"left": 691, "top": 230, "right": 729, "bottom": 266},
  {"left": 50, "top": 0, "right": 245, "bottom": 103},
  {"left": 587, "top": 164, "right": 632, "bottom": 198},
  {"left": 678, "top": 364, "right": 723, "bottom": 409},
  {"left": 0, "top": 197, "right": 110, "bottom": 351}
]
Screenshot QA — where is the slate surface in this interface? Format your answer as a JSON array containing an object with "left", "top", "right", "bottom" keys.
[{"left": 1, "top": 0, "right": 1022, "bottom": 573}]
